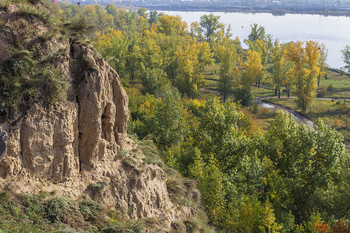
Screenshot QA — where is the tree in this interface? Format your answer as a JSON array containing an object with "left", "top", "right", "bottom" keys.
[
  {"left": 158, "top": 15, "right": 188, "bottom": 36},
  {"left": 238, "top": 50, "right": 264, "bottom": 105},
  {"left": 199, "top": 14, "right": 221, "bottom": 42},
  {"left": 264, "top": 111, "right": 345, "bottom": 223},
  {"left": 136, "top": 8, "right": 147, "bottom": 18},
  {"left": 245, "top": 39, "right": 271, "bottom": 88},
  {"left": 259, "top": 201, "right": 282, "bottom": 233},
  {"left": 248, "top": 23, "right": 266, "bottom": 42},
  {"left": 270, "top": 41, "right": 286, "bottom": 98},
  {"left": 138, "top": 28, "right": 167, "bottom": 93},
  {"left": 341, "top": 45, "right": 350, "bottom": 75},
  {"left": 93, "top": 29, "right": 129, "bottom": 78},
  {"left": 285, "top": 41, "right": 319, "bottom": 112},
  {"left": 152, "top": 86, "right": 186, "bottom": 147},
  {"left": 190, "top": 21, "right": 204, "bottom": 41},
  {"left": 317, "top": 43, "right": 328, "bottom": 86},
  {"left": 148, "top": 10, "right": 159, "bottom": 25},
  {"left": 191, "top": 153, "right": 227, "bottom": 225},
  {"left": 215, "top": 38, "right": 237, "bottom": 102},
  {"left": 175, "top": 36, "right": 212, "bottom": 97}
]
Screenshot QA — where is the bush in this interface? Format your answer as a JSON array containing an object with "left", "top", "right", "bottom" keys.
[
  {"left": 45, "top": 196, "right": 83, "bottom": 225},
  {"left": 20, "top": 194, "right": 44, "bottom": 221},
  {"left": 317, "top": 86, "right": 327, "bottom": 97},
  {"left": 69, "top": 16, "right": 96, "bottom": 35},
  {"left": 79, "top": 200, "right": 102, "bottom": 221},
  {"left": 33, "top": 67, "right": 69, "bottom": 103},
  {"left": 234, "top": 88, "right": 254, "bottom": 106},
  {"left": 328, "top": 84, "right": 335, "bottom": 92}
]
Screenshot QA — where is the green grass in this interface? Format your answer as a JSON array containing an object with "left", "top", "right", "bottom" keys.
[
  {"left": 203, "top": 63, "right": 220, "bottom": 90},
  {"left": 318, "top": 70, "right": 350, "bottom": 98}
]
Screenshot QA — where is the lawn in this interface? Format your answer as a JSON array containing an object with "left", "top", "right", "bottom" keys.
[{"left": 319, "top": 69, "right": 350, "bottom": 98}]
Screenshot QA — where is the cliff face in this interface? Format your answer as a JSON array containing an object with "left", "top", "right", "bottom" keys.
[
  {"left": 0, "top": 3, "right": 202, "bottom": 230},
  {"left": 0, "top": 42, "right": 129, "bottom": 180}
]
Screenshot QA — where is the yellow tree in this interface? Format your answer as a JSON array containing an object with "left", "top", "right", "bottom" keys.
[
  {"left": 259, "top": 201, "right": 282, "bottom": 233},
  {"left": 237, "top": 50, "right": 264, "bottom": 105},
  {"left": 285, "top": 41, "right": 320, "bottom": 112},
  {"left": 175, "top": 36, "right": 213, "bottom": 97},
  {"left": 241, "top": 50, "right": 264, "bottom": 91},
  {"left": 158, "top": 15, "right": 188, "bottom": 36},
  {"left": 93, "top": 29, "right": 128, "bottom": 78}
]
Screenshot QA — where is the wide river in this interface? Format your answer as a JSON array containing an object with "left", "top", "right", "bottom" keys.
[{"left": 162, "top": 11, "right": 350, "bottom": 69}]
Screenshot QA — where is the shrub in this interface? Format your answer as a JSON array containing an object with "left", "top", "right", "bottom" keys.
[
  {"left": 45, "top": 196, "right": 83, "bottom": 224},
  {"left": 79, "top": 200, "right": 102, "bottom": 221},
  {"left": 234, "top": 88, "right": 254, "bottom": 106},
  {"left": 334, "top": 118, "right": 340, "bottom": 128},
  {"left": 19, "top": 194, "right": 44, "bottom": 221},
  {"left": 32, "top": 67, "right": 69, "bottom": 103},
  {"left": 345, "top": 118, "right": 350, "bottom": 128},
  {"left": 327, "top": 84, "right": 335, "bottom": 92},
  {"left": 317, "top": 86, "right": 327, "bottom": 97},
  {"left": 69, "top": 16, "right": 96, "bottom": 35}
]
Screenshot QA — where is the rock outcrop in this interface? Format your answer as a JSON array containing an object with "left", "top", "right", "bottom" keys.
[{"left": 0, "top": 3, "right": 202, "bottom": 230}]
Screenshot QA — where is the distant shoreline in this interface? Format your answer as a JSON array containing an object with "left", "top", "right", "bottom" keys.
[{"left": 128, "top": 4, "right": 350, "bottom": 17}]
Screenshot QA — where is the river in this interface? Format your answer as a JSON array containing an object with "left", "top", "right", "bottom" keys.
[{"left": 161, "top": 11, "right": 350, "bottom": 69}]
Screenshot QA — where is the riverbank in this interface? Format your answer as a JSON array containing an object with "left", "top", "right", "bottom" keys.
[{"left": 131, "top": 3, "right": 350, "bottom": 17}]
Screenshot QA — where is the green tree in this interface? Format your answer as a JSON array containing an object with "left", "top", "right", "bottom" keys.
[
  {"left": 317, "top": 43, "right": 328, "bottom": 86},
  {"left": 151, "top": 86, "right": 186, "bottom": 147},
  {"left": 341, "top": 45, "right": 350, "bottom": 75},
  {"left": 248, "top": 23, "right": 266, "bottom": 42},
  {"left": 264, "top": 111, "right": 345, "bottom": 223},
  {"left": 191, "top": 153, "right": 227, "bottom": 225},
  {"left": 148, "top": 10, "right": 159, "bottom": 25},
  {"left": 199, "top": 14, "right": 221, "bottom": 42},
  {"left": 270, "top": 41, "right": 287, "bottom": 98},
  {"left": 215, "top": 38, "right": 237, "bottom": 102}
]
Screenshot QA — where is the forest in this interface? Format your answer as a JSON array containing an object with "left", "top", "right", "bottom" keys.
[{"left": 27, "top": 3, "right": 350, "bottom": 232}]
